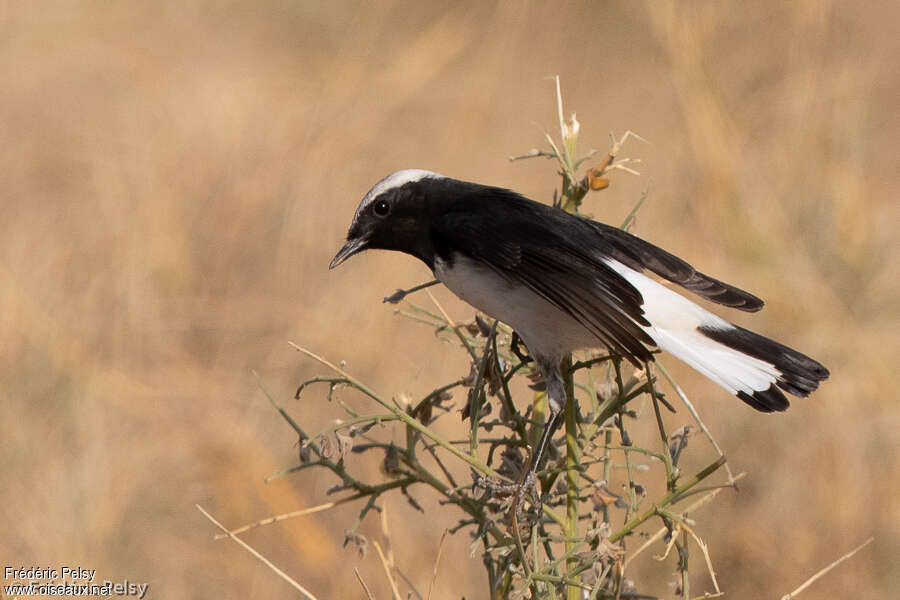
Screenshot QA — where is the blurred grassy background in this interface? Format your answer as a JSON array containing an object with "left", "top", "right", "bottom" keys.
[{"left": 2, "top": 1, "right": 898, "bottom": 598}]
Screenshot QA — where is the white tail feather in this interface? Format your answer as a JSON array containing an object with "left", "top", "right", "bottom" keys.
[{"left": 605, "top": 259, "right": 780, "bottom": 397}]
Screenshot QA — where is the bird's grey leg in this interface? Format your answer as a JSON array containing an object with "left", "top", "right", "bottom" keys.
[
  {"left": 510, "top": 331, "right": 533, "bottom": 365},
  {"left": 527, "top": 357, "right": 567, "bottom": 478},
  {"left": 477, "top": 356, "right": 566, "bottom": 515}
]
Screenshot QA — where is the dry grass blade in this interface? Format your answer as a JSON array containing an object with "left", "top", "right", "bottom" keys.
[
  {"left": 213, "top": 497, "right": 357, "bottom": 539},
  {"left": 427, "top": 530, "right": 448, "bottom": 600},
  {"left": 654, "top": 528, "right": 679, "bottom": 562},
  {"left": 779, "top": 537, "right": 875, "bottom": 600},
  {"left": 379, "top": 507, "right": 424, "bottom": 599},
  {"left": 375, "top": 505, "right": 403, "bottom": 600},
  {"left": 374, "top": 540, "right": 402, "bottom": 600},
  {"left": 355, "top": 568, "right": 376, "bottom": 600},
  {"left": 425, "top": 289, "right": 478, "bottom": 360},
  {"left": 196, "top": 504, "right": 319, "bottom": 600},
  {"left": 679, "top": 520, "right": 721, "bottom": 594},
  {"left": 380, "top": 503, "right": 397, "bottom": 576}
]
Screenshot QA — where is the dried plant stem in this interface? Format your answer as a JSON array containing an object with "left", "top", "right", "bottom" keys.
[
  {"left": 661, "top": 509, "right": 721, "bottom": 595},
  {"left": 426, "top": 289, "right": 478, "bottom": 361},
  {"left": 779, "top": 537, "right": 874, "bottom": 600},
  {"left": 355, "top": 568, "right": 376, "bottom": 600},
  {"left": 374, "top": 540, "right": 402, "bottom": 600},
  {"left": 214, "top": 495, "right": 360, "bottom": 538},
  {"left": 427, "top": 531, "right": 448, "bottom": 600},
  {"left": 196, "top": 504, "right": 320, "bottom": 600}
]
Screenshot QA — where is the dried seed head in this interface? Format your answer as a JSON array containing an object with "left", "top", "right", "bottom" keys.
[
  {"left": 297, "top": 434, "right": 312, "bottom": 464},
  {"left": 319, "top": 436, "right": 334, "bottom": 459},
  {"left": 336, "top": 433, "right": 353, "bottom": 460},
  {"left": 343, "top": 531, "right": 369, "bottom": 559},
  {"left": 383, "top": 288, "right": 407, "bottom": 304},
  {"left": 382, "top": 444, "right": 401, "bottom": 475},
  {"left": 592, "top": 483, "right": 627, "bottom": 510}
]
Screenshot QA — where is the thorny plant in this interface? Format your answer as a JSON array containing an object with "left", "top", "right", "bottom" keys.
[{"left": 262, "top": 80, "right": 743, "bottom": 599}]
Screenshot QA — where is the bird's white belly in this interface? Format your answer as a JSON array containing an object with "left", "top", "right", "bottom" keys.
[{"left": 433, "top": 254, "right": 599, "bottom": 360}]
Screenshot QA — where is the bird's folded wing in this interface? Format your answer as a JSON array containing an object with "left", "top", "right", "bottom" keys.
[
  {"left": 589, "top": 221, "right": 764, "bottom": 312},
  {"left": 432, "top": 206, "right": 656, "bottom": 363}
]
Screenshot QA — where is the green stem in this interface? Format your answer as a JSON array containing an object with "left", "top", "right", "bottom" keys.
[
  {"left": 646, "top": 364, "right": 678, "bottom": 491},
  {"left": 468, "top": 321, "right": 499, "bottom": 457},
  {"left": 289, "top": 343, "right": 507, "bottom": 481},
  {"left": 563, "top": 355, "right": 581, "bottom": 600},
  {"left": 531, "top": 573, "right": 592, "bottom": 591},
  {"left": 306, "top": 412, "right": 398, "bottom": 447},
  {"left": 609, "top": 455, "right": 726, "bottom": 543}
]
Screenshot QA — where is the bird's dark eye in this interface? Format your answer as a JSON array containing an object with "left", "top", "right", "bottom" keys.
[{"left": 373, "top": 199, "right": 390, "bottom": 216}]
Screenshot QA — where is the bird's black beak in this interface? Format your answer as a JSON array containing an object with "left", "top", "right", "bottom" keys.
[{"left": 329, "top": 236, "right": 367, "bottom": 269}]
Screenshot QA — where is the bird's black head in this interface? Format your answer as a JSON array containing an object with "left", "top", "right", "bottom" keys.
[{"left": 330, "top": 169, "right": 448, "bottom": 270}]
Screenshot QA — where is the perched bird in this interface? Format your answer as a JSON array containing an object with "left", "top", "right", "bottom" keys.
[{"left": 330, "top": 169, "right": 829, "bottom": 476}]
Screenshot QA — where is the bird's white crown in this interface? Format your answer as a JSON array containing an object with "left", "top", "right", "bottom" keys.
[{"left": 353, "top": 169, "right": 442, "bottom": 222}]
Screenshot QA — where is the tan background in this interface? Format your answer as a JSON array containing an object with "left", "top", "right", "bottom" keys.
[{"left": 2, "top": 1, "right": 898, "bottom": 598}]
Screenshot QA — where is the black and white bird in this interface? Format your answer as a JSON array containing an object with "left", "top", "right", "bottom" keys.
[{"left": 330, "top": 169, "right": 829, "bottom": 475}]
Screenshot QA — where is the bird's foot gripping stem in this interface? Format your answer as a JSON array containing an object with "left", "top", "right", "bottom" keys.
[
  {"left": 476, "top": 358, "right": 567, "bottom": 522},
  {"left": 476, "top": 467, "right": 542, "bottom": 521}
]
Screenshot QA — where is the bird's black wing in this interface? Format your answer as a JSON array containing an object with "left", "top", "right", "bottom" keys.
[
  {"left": 432, "top": 190, "right": 656, "bottom": 364},
  {"left": 586, "top": 221, "right": 764, "bottom": 312}
]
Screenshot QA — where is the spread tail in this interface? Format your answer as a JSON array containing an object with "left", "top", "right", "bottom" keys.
[{"left": 606, "top": 259, "right": 829, "bottom": 412}]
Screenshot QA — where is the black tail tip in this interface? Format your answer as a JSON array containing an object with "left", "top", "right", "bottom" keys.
[
  {"left": 737, "top": 385, "right": 790, "bottom": 413},
  {"left": 699, "top": 323, "right": 829, "bottom": 408}
]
